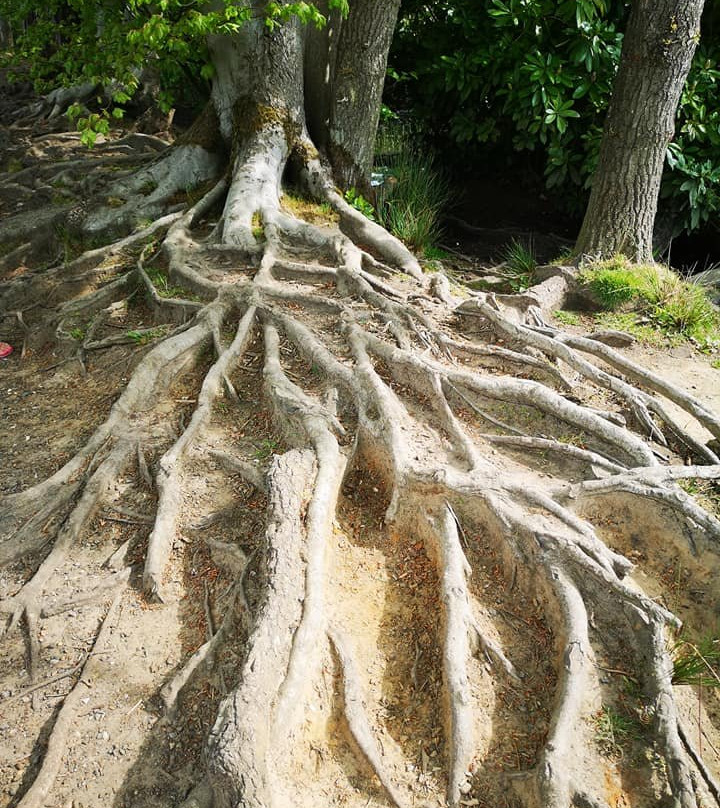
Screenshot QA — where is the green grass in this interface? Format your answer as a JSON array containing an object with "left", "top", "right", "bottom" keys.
[
  {"left": 253, "top": 439, "right": 280, "bottom": 460},
  {"left": 126, "top": 327, "right": 169, "bottom": 345},
  {"left": 578, "top": 255, "right": 662, "bottom": 308},
  {"left": 678, "top": 477, "right": 720, "bottom": 516},
  {"left": 498, "top": 238, "right": 537, "bottom": 291},
  {"left": 282, "top": 192, "right": 338, "bottom": 226},
  {"left": 672, "top": 636, "right": 720, "bottom": 688},
  {"left": 712, "top": 358, "right": 720, "bottom": 370},
  {"left": 374, "top": 119, "right": 418, "bottom": 158},
  {"left": 423, "top": 245, "right": 452, "bottom": 261},
  {"left": 550, "top": 249, "right": 574, "bottom": 266},
  {"left": 374, "top": 147, "right": 450, "bottom": 255},
  {"left": 503, "top": 238, "right": 537, "bottom": 276},
  {"left": 53, "top": 223, "right": 85, "bottom": 265},
  {"left": 592, "top": 705, "right": 644, "bottom": 759},
  {"left": 145, "top": 266, "right": 198, "bottom": 300},
  {"left": 251, "top": 211, "right": 265, "bottom": 242},
  {"left": 592, "top": 311, "right": 680, "bottom": 347},
  {"left": 579, "top": 255, "right": 720, "bottom": 348},
  {"left": 553, "top": 309, "right": 581, "bottom": 326}
]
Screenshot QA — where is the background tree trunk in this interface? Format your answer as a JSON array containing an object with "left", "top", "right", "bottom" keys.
[
  {"left": 304, "top": 0, "right": 400, "bottom": 190},
  {"left": 324, "top": 0, "right": 401, "bottom": 190},
  {"left": 0, "top": 17, "right": 12, "bottom": 47},
  {"left": 574, "top": 0, "right": 705, "bottom": 263}
]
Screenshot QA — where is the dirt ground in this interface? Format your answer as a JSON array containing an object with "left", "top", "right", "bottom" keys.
[{"left": 2, "top": 85, "right": 720, "bottom": 808}]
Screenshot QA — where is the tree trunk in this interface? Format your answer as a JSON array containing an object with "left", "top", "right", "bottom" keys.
[
  {"left": 0, "top": 17, "right": 12, "bottom": 47},
  {"left": 210, "top": 0, "right": 399, "bottom": 198},
  {"left": 324, "top": 0, "right": 401, "bottom": 190},
  {"left": 574, "top": 0, "right": 705, "bottom": 263},
  {"left": 204, "top": 0, "right": 414, "bottom": 268}
]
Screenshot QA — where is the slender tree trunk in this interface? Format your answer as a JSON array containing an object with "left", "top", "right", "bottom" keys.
[
  {"left": 574, "top": 0, "right": 705, "bottom": 263},
  {"left": 304, "top": 0, "right": 401, "bottom": 190},
  {"left": 324, "top": 0, "right": 401, "bottom": 190},
  {"left": 0, "top": 17, "right": 12, "bottom": 47}
]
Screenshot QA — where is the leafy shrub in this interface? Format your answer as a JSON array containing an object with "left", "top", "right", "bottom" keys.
[
  {"left": 390, "top": 2, "right": 720, "bottom": 234},
  {"left": 344, "top": 188, "right": 376, "bottom": 221}
]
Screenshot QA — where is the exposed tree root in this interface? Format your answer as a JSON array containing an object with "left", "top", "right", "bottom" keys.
[
  {"left": 328, "top": 625, "right": 408, "bottom": 808},
  {"left": 144, "top": 302, "right": 256, "bottom": 600},
  {"left": 5, "top": 123, "right": 720, "bottom": 808}
]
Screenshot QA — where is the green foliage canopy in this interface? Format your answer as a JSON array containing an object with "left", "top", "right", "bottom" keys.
[
  {"left": 0, "top": 1, "right": 348, "bottom": 119},
  {"left": 390, "top": 0, "right": 720, "bottom": 234}
]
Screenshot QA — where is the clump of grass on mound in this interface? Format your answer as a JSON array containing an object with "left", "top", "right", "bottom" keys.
[
  {"left": 579, "top": 255, "right": 720, "bottom": 348},
  {"left": 499, "top": 238, "right": 537, "bottom": 291}
]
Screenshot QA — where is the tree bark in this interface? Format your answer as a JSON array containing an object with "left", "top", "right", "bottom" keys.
[
  {"left": 204, "top": 0, "right": 400, "bottom": 249},
  {"left": 210, "top": 0, "right": 397, "bottom": 197},
  {"left": 574, "top": 0, "right": 705, "bottom": 263},
  {"left": 324, "top": 0, "right": 401, "bottom": 190},
  {"left": 0, "top": 17, "right": 12, "bottom": 48}
]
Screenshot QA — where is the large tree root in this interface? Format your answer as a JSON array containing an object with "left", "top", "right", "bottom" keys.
[{"left": 5, "top": 126, "right": 720, "bottom": 808}]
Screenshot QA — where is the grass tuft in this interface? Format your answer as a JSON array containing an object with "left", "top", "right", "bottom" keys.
[
  {"left": 374, "top": 139, "right": 450, "bottom": 255},
  {"left": 498, "top": 238, "right": 537, "bottom": 291},
  {"left": 592, "top": 705, "right": 644, "bottom": 759},
  {"left": 126, "top": 327, "right": 169, "bottom": 346},
  {"left": 145, "top": 266, "right": 199, "bottom": 301},
  {"left": 553, "top": 309, "right": 581, "bottom": 326},
  {"left": 672, "top": 636, "right": 720, "bottom": 688},
  {"left": 579, "top": 255, "right": 720, "bottom": 347}
]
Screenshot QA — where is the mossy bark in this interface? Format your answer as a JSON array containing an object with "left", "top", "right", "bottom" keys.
[{"left": 209, "top": 0, "right": 396, "bottom": 194}]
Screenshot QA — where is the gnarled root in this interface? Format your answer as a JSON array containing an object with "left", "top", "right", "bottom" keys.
[{"left": 6, "top": 122, "right": 720, "bottom": 808}]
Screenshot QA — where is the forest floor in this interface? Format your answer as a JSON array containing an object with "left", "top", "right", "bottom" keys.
[{"left": 2, "top": 82, "right": 720, "bottom": 808}]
